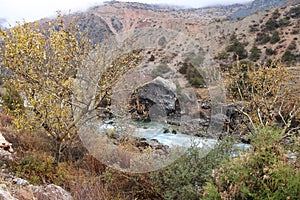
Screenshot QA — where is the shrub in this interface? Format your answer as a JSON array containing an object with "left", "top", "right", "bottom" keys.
[
  {"left": 229, "top": 32, "right": 237, "bottom": 42},
  {"left": 272, "top": 9, "right": 281, "bottom": 19},
  {"left": 265, "top": 47, "right": 277, "bottom": 55},
  {"left": 291, "top": 28, "right": 300, "bottom": 34},
  {"left": 151, "top": 63, "right": 171, "bottom": 78},
  {"left": 149, "top": 54, "right": 155, "bottom": 61},
  {"left": 256, "top": 32, "right": 270, "bottom": 45},
  {"left": 151, "top": 141, "right": 233, "bottom": 200},
  {"left": 288, "top": 5, "right": 300, "bottom": 18},
  {"left": 279, "top": 18, "right": 291, "bottom": 27},
  {"left": 282, "top": 50, "right": 296, "bottom": 65},
  {"left": 158, "top": 36, "right": 167, "bottom": 47},
  {"left": 266, "top": 18, "right": 279, "bottom": 31},
  {"left": 224, "top": 61, "right": 298, "bottom": 133},
  {"left": 226, "top": 39, "right": 248, "bottom": 60},
  {"left": 9, "top": 152, "right": 67, "bottom": 185},
  {"left": 202, "top": 128, "right": 300, "bottom": 200},
  {"left": 217, "top": 51, "right": 229, "bottom": 60},
  {"left": 270, "top": 30, "right": 280, "bottom": 44},
  {"left": 249, "top": 45, "right": 261, "bottom": 61},
  {"left": 249, "top": 24, "right": 259, "bottom": 32},
  {"left": 179, "top": 63, "right": 206, "bottom": 88}
]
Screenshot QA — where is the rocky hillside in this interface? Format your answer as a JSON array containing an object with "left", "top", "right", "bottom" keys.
[
  {"left": 47, "top": 1, "right": 299, "bottom": 135},
  {"left": 231, "top": 0, "right": 287, "bottom": 20},
  {"left": 68, "top": 2, "right": 300, "bottom": 81},
  {"left": 1, "top": 2, "right": 299, "bottom": 199},
  {"left": 59, "top": 1, "right": 299, "bottom": 64},
  {"left": 10, "top": 1, "right": 300, "bottom": 130}
]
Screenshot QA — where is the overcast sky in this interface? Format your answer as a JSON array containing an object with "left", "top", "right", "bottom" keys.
[{"left": 0, "top": 0, "right": 252, "bottom": 27}]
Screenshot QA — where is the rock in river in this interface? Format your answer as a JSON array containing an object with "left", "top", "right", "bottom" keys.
[{"left": 129, "top": 77, "right": 180, "bottom": 121}]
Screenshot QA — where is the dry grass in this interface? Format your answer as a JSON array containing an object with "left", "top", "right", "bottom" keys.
[{"left": 0, "top": 111, "right": 158, "bottom": 199}]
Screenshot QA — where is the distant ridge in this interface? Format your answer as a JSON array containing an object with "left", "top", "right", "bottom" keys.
[{"left": 231, "top": 0, "right": 286, "bottom": 20}]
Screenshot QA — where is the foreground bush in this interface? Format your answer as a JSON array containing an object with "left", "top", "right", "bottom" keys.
[
  {"left": 150, "top": 141, "right": 233, "bottom": 200},
  {"left": 202, "top": 128, "right": 300, "bottom": 200}
]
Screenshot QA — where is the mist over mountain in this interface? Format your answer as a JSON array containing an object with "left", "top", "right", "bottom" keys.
[
  {"left": 231, "top": 0, "right": 287, "bottom": 19},
  {"left": 0, "top": 18, "right": 7, "bottom": 29}
]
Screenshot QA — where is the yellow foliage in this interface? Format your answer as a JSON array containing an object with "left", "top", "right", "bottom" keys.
[
  {"left": 225, "top": 61, "right": 299, "bottom": 133},
  {"left": 0, "top": 15, "right": 142, "bottom": 161}
]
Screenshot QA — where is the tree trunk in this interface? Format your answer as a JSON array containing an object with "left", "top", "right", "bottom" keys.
[{"left": 54, "top": 139, "right": 63, "bottom": 165}]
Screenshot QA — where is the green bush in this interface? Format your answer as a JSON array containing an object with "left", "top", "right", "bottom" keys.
[
  {"left": 202, "top": 128, "right": 300, "bottom": 200},
  {"left": 266, "top": 18, "right": 278, "bottom": 31},
  {"left": 151, "top": 141, "right": 233, "bottom": 200},
  {"left": 226, "top": 39, "right": 248, "bottom": 60},
  {"left": 279, "top": 18, "right": 291, "bottom": 27},
  {"left": 266, "top": 47, "right": 277, "bottom": 55},
  {"left": 272, "top": 9, "right": 281, "bottom": 19},
  {"left": 217, "top": 51, "right": 229, "bottom": 60},
  {"left": 256, "top": 32, "right": 270, "bottom": 44},
  {"left": 9, "top": 153, "right": 67, "bottom": 185},
  {"left": 151, "top": 63, "right": 171, "bottom": 78},
  {"left": 282, "top": 50, "right": 296, "bottom": 65},
  {"left": 179, "top": 63, "right": 206, "bottom": 88},
  {"left": 249, "top": 45, "right": 261, "bottom": 61},
  {"left": 270, "top": 30, "right": 280, "bottom": 44}
]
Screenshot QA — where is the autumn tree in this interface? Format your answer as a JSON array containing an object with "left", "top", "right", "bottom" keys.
[
  {"left": 0, "top": 16, "right": 141, "bottom": 162},
  {"left": 225, "top": 60, "right": 299, "bottom": 134}
]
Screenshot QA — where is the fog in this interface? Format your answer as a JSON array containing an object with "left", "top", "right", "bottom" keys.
[{"left": 0, "top": 0, "right": 253, "bottom": 27}]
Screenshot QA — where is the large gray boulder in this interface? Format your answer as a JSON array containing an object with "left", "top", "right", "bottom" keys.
[{"left": 129, "top": 77, "right": 179, "bottom": 121}]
